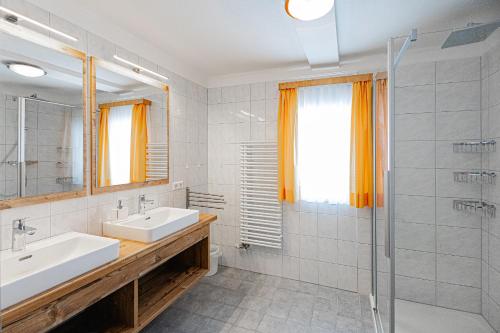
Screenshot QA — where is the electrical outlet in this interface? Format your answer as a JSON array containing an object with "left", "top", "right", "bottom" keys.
[{"left": 173, "top": 181, "right": 184, "bottom": 190}]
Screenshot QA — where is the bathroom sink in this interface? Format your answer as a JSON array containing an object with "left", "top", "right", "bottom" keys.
[
  {"left": 0, "top": 232, "right": 119, "bottom": 310},
  {"left": 103, "top": 207, "right": 199, "bottom": 243}
]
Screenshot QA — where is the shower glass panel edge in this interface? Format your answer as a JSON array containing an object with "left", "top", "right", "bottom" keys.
[{"left": 371, "top": 30, "right": 416, "bottom": 333}]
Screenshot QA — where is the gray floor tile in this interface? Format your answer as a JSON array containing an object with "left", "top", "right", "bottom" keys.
[
  {"left": 288, "top": 304, "right": 313, "bottom": 326},
  {"left": 222, "top": 289, "right": 245, "bottom": 306},
  {"left": 215, "top": 304, "right": 244, "bottom": 324},
  {"left": 229, "top": 326, "right": 256, "bottom": 333},
  {"left": 267, "top": 300, "right": 292, "bottom": 319},
  {"left": 311, "top": 310, "right": 338, "bottom": 330},
  {"left": 145, "top": 266, "right": 374, "bottom": 333},
  {"left": 199, "top": 318, "right": 233, "bottom": 333},
  {"left": 196, "top": 300, "right": 226, "bottom": 318},
  {"left": 234, "top": 309, "right": 265, "bottom": 330},
  {"left": 257, "top": 314, "right": 288, "bottom": 333},
  {"left": 239, "top": 295, "right": 272, "bottom": 312}
]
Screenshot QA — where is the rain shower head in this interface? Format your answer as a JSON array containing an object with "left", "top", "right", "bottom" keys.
[{"left": 442, "top": 21, "right": 500, "bottom": 49}]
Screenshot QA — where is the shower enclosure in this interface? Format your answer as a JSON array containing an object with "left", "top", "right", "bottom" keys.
[
  {"left": 0, "top": 95, "right": 83, "bottom": 200},
  {"left": 372, "top": 23, "right": 500, "bottom": 333}
]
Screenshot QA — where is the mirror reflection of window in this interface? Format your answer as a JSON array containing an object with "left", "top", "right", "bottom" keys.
[
  {"left": 108, "top": 105, "right": 132, "bottom": 185},
  {"left": 97, "top": 100, "right": 150, "bottom": 186},
  {"left": 92, "top": 57, "right": 169, "bottom": 192}
]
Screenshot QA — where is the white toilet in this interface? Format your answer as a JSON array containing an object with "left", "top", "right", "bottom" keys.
[{"left": 206, "top": 245, "right": 221, "bottom": 276}]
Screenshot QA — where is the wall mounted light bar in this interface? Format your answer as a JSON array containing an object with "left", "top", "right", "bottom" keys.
[
  {"left": 113, "top": 55, "right": 168, "bottom": 81},
  {"left": 0, "top": 6, "right": 78, "bottom": 42}
]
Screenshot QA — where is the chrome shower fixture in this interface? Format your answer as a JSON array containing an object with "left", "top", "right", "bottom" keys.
[{"left": 442, "top": 21, "right": 500, "bottom": 48}]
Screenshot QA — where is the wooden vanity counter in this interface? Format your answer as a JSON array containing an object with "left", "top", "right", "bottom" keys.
[{"left": 1, "top": 213, "right": 217, "bottom": 333}]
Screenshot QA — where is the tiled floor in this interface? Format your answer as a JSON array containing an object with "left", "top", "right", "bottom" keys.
[{"left": 142, "top": 266, "right": 375, "bottom": 333}]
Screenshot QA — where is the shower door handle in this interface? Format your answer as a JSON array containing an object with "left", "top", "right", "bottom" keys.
[{"left": 384, "top": 170, "right": 391, "bottom": 258}]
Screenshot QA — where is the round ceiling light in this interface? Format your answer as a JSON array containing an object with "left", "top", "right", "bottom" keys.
[
  {"left": 5, "top": 62, "right": 46, "bottom": 78},
  {"left": 285, "top": 0, "right": 335, "bottom": 21}
]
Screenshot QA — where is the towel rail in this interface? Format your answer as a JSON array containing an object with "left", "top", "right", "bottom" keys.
[{"left": 239, "top": 142, "right": 282, "bottom": 249}]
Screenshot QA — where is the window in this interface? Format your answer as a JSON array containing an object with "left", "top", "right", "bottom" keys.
[
  {"left": 108, "top": 105, "right": 132, "bottom": 185},
  {"left": 297, "top": 83, "right": 352, "bottom": 204}
]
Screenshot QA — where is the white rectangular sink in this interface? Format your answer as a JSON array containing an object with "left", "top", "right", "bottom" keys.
[
  {"left": 0, "top": 232, "right": 119, "bottom": 310},
  {"left": 103, "top": 207, "right": 199, "bottom": 243}
]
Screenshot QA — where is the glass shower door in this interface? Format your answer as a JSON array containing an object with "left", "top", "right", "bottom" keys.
[{"left": 371, "top": 74, "right": 391, "bottom": 333}]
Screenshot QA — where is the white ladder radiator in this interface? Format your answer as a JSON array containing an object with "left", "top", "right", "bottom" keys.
[
  {"left": 146, "top": 143, "right": 168, "bottom": 181},
  {"left": 239, "top": 142, "right": 283, "bottom": 249}
]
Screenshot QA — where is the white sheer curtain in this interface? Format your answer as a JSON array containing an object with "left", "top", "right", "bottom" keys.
[
  {"left": 108, "top": 105, "right": 132, "bottom": 185},
  {"left": 297, "top": 83, "right": 352, "bottom": 204}
]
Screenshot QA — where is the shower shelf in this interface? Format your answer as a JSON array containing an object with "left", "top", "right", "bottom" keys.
[
  {"left": 453, "top": 171, "right": 496, "bottom": 185},
  {"left": 56, "top": 177, "right": 73, "bottom": 185},
  {"left": 453, "top": 200, "right": 496, "bottom": 218},
  {"left": 452, "top": 140, "right": 496, "bottom": 153}
]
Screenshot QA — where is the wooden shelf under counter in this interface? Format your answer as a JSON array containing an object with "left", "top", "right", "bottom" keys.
[{"left": 1, "top": 213, "right": 217, "bottom": 333}]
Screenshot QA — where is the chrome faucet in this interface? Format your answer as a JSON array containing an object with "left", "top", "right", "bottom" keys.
[
  {"left": 138, "top": 195, "right": 154, "bottom": 215},
  {"left": 12, "top": 218, "right": 36, "bottom": 251}
]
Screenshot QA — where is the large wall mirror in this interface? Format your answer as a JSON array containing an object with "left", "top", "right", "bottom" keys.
[
  {"left": 0, "top": 24, "right": 86, "bottom": 209},
  {"left": 90, "top": 57, "right": 169, "bottom": 194}
]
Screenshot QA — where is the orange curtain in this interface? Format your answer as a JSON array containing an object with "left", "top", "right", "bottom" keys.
[
  {"left": 349, "top": 80, "right": 373, "bottom": 208},
  {"left": 278, "top": 88, "right": 298, "bottom": 203},
  {"left": 130, "top": 103, "right": 148, "bottom": 183},
  {"left": 376, "top": 79, "right": 388, "bottom": 207},
  {"left": 97, "top": 107, "right": 111, "bottom": 187}
]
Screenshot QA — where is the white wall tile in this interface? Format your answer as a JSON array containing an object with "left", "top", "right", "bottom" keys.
[
  {"left": 436, "top": 81, "right": 481, "bottom": 112},
  {"left": 395, "top": 85, "right": 435, "bottom": 114},
  {"left": 436, "top": 111, "right": 481, "bottom": 140},
  {"left": 250, "top": 83, "right": 266, "bottom": 101},
  {"left": 282, "top": 256, "right": 300, "bottom": 280},
  {"left": 395, "top": 113, "right": 435, "bottom": 141},
  {"left": 437, "top": 226, "right": 481, "bottom": 258},
  {"left": 395, "top": 168, "right": 435, "bottom": 196},
  {"left": 396, "top": 275, "right": 436, "bottom": 305},
  {"left": 299, "top": 212, "right": 317, "bottom": 236},
  {"left": 338, "top": 241, "right": 357, "bottom": 266},
  {"left": 396, "top": 249, "right": 436, "bottom": 280},
  {"left": 318, "top": 237, "right": 337, "bottom": 263},
  {"left": 395, "top": 195, "right": 435, "bottom": 225},
  {"left": 318, "top": 262, "right": 338, "bottom": 288},
  {"left": 317, "top": 213, "right": 337, "bottom": 239},
  {"left": 396, "top": 62, "right": 435, "bottom": 87},
  {"left": 337, "top": 265, "right": 358, "bottom": 292},
  {"left": 299, "top": 259, "right": 319, "bottom": 284},
  {"left": 396, "top": 222, "right": 435, "bottom": 252},
  {"left": 300, "top": 235, "right": 318, "bottom": 260},
  {"left": 436, "top": 57, "right": 481, "bottom": 83},
  {"left": 395, "top": 141, "right": 435, "bottom": 168},
  {"left": 437, "top": 254, "right": 481, "bottom": 287}
]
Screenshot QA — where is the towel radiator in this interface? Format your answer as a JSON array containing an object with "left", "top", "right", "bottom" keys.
[
  {"left": 146, "top": 143, "right": 168, "bottom": 180},
  {"left": 239, "top": 142, "right": 282, "bottom": 249},
  {"left": 186, "top": 187, "right": 226, "bottom": 210}
]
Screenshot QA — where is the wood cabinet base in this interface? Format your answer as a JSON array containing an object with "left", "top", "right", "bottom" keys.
[{"left": 1, "top": 214, "right": 217, "bottom": 333}]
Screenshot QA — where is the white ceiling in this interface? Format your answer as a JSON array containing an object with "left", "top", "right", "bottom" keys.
[{"left": 29, "top": 0, "right": 500, "bottom": 85}]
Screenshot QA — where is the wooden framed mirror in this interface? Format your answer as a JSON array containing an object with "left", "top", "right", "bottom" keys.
[
  {"left": 90, "top": 56, "right": 170, "bottom": 195},
  {"left": 0, "top": 22, "right": 87, "bottom": 210}
]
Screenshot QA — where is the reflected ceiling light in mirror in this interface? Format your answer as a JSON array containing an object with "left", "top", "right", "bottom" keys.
[
  {"left": 0, "top": 6, "right": 78, "bottom": 42},
  {"left": 5, "top": 62, "right": 46, "bottom": 77},
  {"left": 113, "top": 55, "right": 169, "bottom": 81},
  {"left": 285, "top": 0, "right": 334, "bottom": 21}
]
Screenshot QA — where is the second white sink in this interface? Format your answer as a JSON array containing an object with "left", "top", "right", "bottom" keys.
[{"left": 103, "top": 207, "right": 199, "bottom": 243}]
